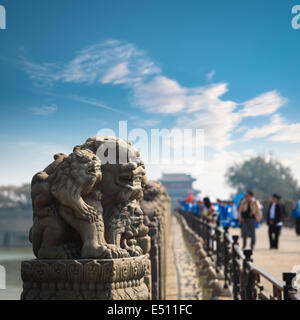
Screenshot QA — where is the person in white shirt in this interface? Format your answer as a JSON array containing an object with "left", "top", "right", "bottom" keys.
[{"left": 267, "top": 193, "right": 284, "bottom": 249}]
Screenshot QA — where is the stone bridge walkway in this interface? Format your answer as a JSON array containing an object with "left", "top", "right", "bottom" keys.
[{"left": 165, "top": 215, "right": 202, "bottom": 300}]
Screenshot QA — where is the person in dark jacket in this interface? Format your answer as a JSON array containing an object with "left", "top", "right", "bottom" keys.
[
  {"left": 203, "top": 197, "right": 214, "bottom": 216},
  {"left": 267, "top": 193, "right": 284, "bottom": 249}
]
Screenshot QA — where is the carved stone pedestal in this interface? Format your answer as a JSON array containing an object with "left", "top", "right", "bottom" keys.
[{"left": 21, "top": 255, "right": 151, "bottom": 300}]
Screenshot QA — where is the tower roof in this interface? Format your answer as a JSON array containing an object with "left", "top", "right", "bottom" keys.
[{"left": 159, "top": 173, "right": 196, "bottom": 183}]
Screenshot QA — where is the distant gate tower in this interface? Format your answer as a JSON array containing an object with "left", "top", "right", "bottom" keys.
[{"left": 159, "top": 173, "right": 199, "bottom": 212}]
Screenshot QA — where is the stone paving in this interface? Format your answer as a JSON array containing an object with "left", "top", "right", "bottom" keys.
[{"left": 166, "top": 215, "right": 202, "bottom": 300}]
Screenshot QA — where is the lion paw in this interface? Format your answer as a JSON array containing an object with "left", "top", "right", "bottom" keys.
[
  {"left": 80, "top": 244, "right": 129, "bottom": 259},
  {"left": 127, "top": 246, "right": 143, "bottom": 257},
  {"left": 106, "top": 244, "right": 130, "bottom": 258},
  {"left": 75, "top": 203, "right": 98, "bottom": 221}
]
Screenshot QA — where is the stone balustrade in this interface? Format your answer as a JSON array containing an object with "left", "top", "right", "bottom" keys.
[{"left": 141, "top": 180, "right": 171, "bottom": 300}]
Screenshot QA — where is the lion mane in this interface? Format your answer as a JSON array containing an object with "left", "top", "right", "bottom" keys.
[
  {"left": 30, "top": 149, "right": 103, "bottom": 258},
  {"left": 49, "top": 150, "right": 102, "bottom": 218}
]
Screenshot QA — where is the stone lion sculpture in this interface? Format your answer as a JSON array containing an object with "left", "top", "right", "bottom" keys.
[{"left": 29, "top": 136, "right": 150, "bottom": 260}]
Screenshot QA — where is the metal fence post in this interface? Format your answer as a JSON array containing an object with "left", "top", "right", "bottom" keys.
[
  {"left": 199, "top": 216, "right": 203, "bottom": 239},
  {"left": 223, "top": 226, "right": 230, "bottom": 289},
  {"left": 196, "top": 216, "right": 201, "bottom": 236},
  {"left": 243, "top": 249, "right": 256, "bottom": 300},
  {"left": 206, "top": 218, "right": 211, "bottom": 256},
  {"left": 283, "top": 272, "right": 297, "bottom": 300},
  {"left": 201, "top": 217, "right": 205, "bottom": 242},
  {"left": 215, "top": 221, "right": 222, "bottom": 274},
  {"left": 232, "top": 235, "right": 240, "bottom": 300}
]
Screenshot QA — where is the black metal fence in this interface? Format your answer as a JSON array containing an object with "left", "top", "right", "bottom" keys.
[{"left": 178, "top": 209, "right": 300, "bottom": 300}]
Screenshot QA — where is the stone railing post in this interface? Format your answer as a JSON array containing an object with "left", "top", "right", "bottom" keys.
[{"left": 141, "top": 180, "right": 171, "bottom": 300}]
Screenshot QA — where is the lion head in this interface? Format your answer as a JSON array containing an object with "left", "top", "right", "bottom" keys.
[
  {"left": 74, "top": 136, "right": 147, "bottom": 205},
  {"left": 50, "top": 149, "right": 102, "bottom": 201}
]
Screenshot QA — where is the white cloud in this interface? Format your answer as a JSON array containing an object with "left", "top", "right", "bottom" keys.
[
  {"left": 196, "top": 150, "right": 243, "bottom": 198},
  {"left": 131, "top": 81, "right": 289, "bottom": 149},
  {"left": 241, "top": 113, "right": 300, "bottom": 144},
  {"left": 131, "top": 79, "right": 241, "bottom": 149},
  {"left": 21, "top": 40, "right": 161, "bottom": 86},
  {"left": 101, "top": 62, "right": 130, "bottom": 84},
  {"left": 67, "top": 94, "right": 130, "bottom": 116},
  {"left": 20, "top": 39, "right": 297, "bottom": 164},
  {"left": 240, "top": 90, "right": 288, "bottom": 117},
  {"left": 132, "top": 76, "right": 187, "bottom": 114},
  {"left": 31, "top": 104, "right": 57, "bottom": 115},
  {"left": 133, "top": 80, "right": 231, "bottom": 117},
  {"left": 20, "top": 58, "right": 59, "bottom": 85},
  {"left": 241, "top": 114, "right": 284, "bottom": 141},
  {"left": 280, "top": 149, "right": 300, "bottom": 185},
  {"left": 242, "top": 149, "right": 257, "bottom": 157},
  {"left": 233, "top": 125, "right": 247, "bottom": 134},
  {"left": 175, "top": 83, "right": 240, "bottom": 149},
  {"left": 270, "top": 123, "right": 300, "bottom": 143},
  {"left": 206, "top": 69, "right": 216, "bottom": 81},
  {"left": 176, "top": 112, "right": 240, "bottom": 150},
  {"left": 9, "top": 38, "right": 300, "bottom": 199}
]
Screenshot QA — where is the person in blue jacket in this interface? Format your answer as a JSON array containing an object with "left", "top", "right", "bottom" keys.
[
  {"left": 225, "top": 201, "right": 233, "bottom": 227},
  {"left": 292, "top": 197, "right": 300, "bottom": 235},
  {"left": 187, "top": 201, "right": 193, "bottom": 212},
  {"left": 180, "top": 200, "right": 188, "bottom": 212},
  {"left": 216, "top": 200, "right": 227, "bottom": 226},
  {"left": 191, "top": 201, "right": 200, "bottom": 216}
]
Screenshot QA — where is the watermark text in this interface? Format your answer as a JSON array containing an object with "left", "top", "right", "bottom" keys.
[
  {"left": 95, "top": 121, "right": 204, "bottom": 166},
  {"left": 0, "top": 5, "right": 6, "bottom": 30},
  {"left": 0, "top": 265, "right": 6, "bottom": 289},
  {"left": 292, "top": 5, "right": 300, "bottom": 30}
]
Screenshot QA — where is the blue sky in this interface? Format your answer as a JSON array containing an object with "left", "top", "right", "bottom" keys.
[{"left": 0, "top": 0, "right": 300, "bottom": 198}]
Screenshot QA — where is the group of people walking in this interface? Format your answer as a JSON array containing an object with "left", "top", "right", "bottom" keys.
[
  {"left": 180, "top": 195, "right": 219, "bottom": 219},
  {"left": 180, "top": 190, "right": 299, "bottom": 251}
]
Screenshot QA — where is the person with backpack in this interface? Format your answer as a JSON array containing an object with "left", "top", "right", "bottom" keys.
[
  {"left": 238, "top": 190, "right": 262, "bottom": 250},
  {"left": 267, "top": 193, "right": 284, "bottom": 249}
]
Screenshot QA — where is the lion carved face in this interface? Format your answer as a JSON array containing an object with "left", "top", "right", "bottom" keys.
[
  {"left": 50, "top": 149, "right": 102, "bottom": 198},
  {"left": 68, "top": 150, "right": 102, "bottom": 193},
  {"left": 91, "top": 140, "right": 146, "bottom": 205}
]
